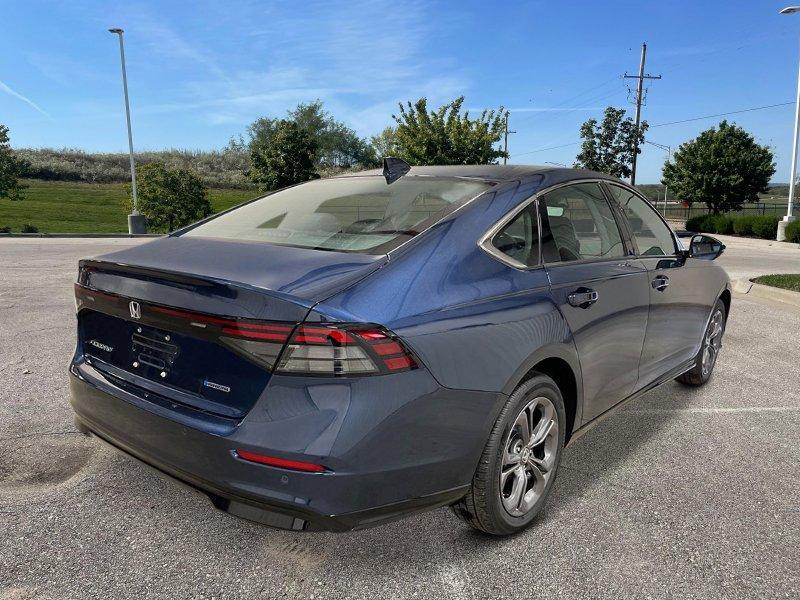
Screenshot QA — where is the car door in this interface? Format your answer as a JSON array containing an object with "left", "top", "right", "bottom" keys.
[
  {"left": 604, "top": 183, "right": 710, "bottom": 386},
  {"left": 539, "top": 182, "right": 650, "bottom": 422}
]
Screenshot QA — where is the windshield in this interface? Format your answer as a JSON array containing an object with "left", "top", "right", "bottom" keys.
[{"left": 182, "top": 176, "right": 493, "bottom": 253}]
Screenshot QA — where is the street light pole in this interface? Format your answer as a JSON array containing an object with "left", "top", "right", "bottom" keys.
[
  {"left": 779, "top": 7, "right": 800, "bottom": 241},
  {"left": 109, "top": 28, "right": 146, "bottom": 234}
]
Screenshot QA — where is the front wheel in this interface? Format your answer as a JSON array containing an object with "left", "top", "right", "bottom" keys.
[
  {"left": 451, "top": 375, "right": 565, "bottom": 536},
  {"left": 676, "top": 298, "right": 726, "bottom": 386}
]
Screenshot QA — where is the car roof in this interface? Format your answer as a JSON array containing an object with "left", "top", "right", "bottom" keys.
[{"left": 338, "top": 164, "right": 621, "bottom": 184}]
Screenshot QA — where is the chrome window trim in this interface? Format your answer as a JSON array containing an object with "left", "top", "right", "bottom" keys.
[
  {"left": 478, "top": 178, "right": 617, "bottom": 270},
  {"left": 477, "top": 197, "right": 541, "bottom": 270}
]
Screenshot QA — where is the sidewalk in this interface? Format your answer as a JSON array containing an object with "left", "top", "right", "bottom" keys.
[
  {"left": 711, "top": 233, "right": 799, "bottom": 281},
  {"left": 709, "top": 233, "right": 800, "bottom": 251}
]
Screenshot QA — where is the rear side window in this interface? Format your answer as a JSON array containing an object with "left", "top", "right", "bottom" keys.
[
  {"left": 541, "top": 183, "right": 626, "bottom": 262},
  {"left": 183, "top": 176, "right": 492, "bottom": 254},
  {"left": 607, "top": 184, "right": 676, "bottom": 256},
  {"left": 490, "top": 204, "right": 539, "bottom": 267}
]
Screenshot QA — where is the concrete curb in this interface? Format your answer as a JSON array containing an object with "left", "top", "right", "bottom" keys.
[
  {"left": 734, "top": 278, "right": 800, "bottom": 308},
  {"left": 0, "top": 233, "right": 162, "bottom": 238}
]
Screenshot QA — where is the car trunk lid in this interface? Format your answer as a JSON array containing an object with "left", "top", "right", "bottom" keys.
[{"left": 74, "top": 238, "right": 387, "bottom": 420}]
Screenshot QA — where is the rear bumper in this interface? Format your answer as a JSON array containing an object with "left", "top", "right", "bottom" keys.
[{"left": 69, "top": 360, "right": 502, "bottom": 531}]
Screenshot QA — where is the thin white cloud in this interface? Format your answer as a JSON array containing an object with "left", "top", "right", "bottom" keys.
[
  {"left": 0, "top": 78, "right": 51, "bottom": 118},
  {"left": 84, "top": 0, "right": 469, "bottom": 139}
]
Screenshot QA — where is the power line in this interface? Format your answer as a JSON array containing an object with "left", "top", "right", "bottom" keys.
[
  {"left": 514, "top": 141, "right": 581, "bottom": 157},
  {"left": 513, "top": 100, "right": 795, "bottom": 158},
  {"left": 508, "top": 90, "right": 626, "bottom": 161},
  {"left": 650, "top": 102, "right": 794, "bottom": 127},
  {"left": 512, "top": 76, "right": 621, "bottom": 128}
]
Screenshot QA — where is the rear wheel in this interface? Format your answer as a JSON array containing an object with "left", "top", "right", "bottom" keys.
[
  {"left": 451, "top": 375, "right": 565, "bottom": 535},
  {"left": 676, "top": 298, "right": 726, "bottom": 386}
]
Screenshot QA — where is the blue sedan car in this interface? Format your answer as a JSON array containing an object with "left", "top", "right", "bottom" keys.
[{"left": 69, "top": 162, "right": 730, "bottom": 535}]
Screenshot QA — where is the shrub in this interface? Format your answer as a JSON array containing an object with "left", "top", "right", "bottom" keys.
[
  {"left": 125, "top": 163, "right": 212, "bottom": 233},
  {"left": 21, "top": 223, "right": 38, "bottom": 233},
  {"left": 686, "top": 214, "right": 716, "bottom": 232},
  {"left": 14, "top": 146, "right": 254, "bottom": 189},
  {"left": 733, "top": 215, "right": 757, "bottom": 236},
  {"left": 709, "top": 214, "right": 734, "bottom": 234},
  {"left": 785, "top": 219, "right": 800, "bottom": 243},
  {"left": 0, "top": 124, "right": 28, "bottom": 201},
  {"left": 0, "top": 225, "right": 11, "bottom": 233},
  {"left": 686, "top": 215, "right": 709, "bottom": 233},
  {"left": 751, "top": 215, "right": 779, "bottom": 239}
]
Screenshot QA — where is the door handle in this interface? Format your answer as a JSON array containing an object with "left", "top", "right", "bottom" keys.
[
  {"left": 568, "top": 288, "right": 599, "bottom": 308},
  {"left": 652, "top": 275, "right": 670, "bottom": 291}
]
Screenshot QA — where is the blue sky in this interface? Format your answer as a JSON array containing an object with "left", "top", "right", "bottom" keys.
[{"left": 1, "top": 0, "right": 799, "bottom": 183}]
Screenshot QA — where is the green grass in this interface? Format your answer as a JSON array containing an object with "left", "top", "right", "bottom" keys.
[
  {"left": 752, "top": 274, "right": 800, "bottom": 292},
  {"left": 0, "top": 179, "right": 260, "bottom": 233}
]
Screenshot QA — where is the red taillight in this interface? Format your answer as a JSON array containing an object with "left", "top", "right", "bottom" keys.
[
  {"left": 73, "top": 284, "right": 419, "bottom": 377},
  {"left": 235, "top": 449, "right": 327, "bottom": 473},
  {"left": 151, "top": 305, "right": 293, "bottom": 342},
  {"left": 275, "top": 324, "right": 418, "bottom": 376}
]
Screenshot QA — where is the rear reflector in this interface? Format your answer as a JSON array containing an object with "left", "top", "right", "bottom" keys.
[{"left": 235, "top": 449, "right": 327, "bottom": 473}]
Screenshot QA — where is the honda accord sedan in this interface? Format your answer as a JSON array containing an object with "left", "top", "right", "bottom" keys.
[{"left": 69, "top": 161, "right": 730, "bottom": 535}]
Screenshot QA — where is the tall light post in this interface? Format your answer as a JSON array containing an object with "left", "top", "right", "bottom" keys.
[
  {"left": 109, "top": 28, "right": 146, "bottom": 234},
  {"left": 778, "top": 7, "right": 800, "bottom": 241}
]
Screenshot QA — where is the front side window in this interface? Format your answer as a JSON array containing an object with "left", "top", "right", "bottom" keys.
[
  {"left": 541, "top": 183, "right": 626, "bottom": 262},
  {"left": 607, "top": 184, "right": 676, "bottom": 256},
  {"left": 490, "top": 204, "right": 539, "bottom": 267},
  {"left": 183, "top": 176, "right": 493, "bottom": 254}
]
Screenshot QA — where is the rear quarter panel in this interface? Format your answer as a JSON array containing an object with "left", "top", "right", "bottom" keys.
[{"left": 310, "top": 177, "right": 583, "bottom": 404}]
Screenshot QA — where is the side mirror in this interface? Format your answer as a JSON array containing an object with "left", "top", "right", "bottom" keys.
[{"left": 689, "top": 234, "right": 725, "bottom": 260}]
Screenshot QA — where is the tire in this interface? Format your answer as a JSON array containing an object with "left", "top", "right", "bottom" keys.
[
  {"left": 451, "top": 374, "right": 566, "bottom": 536},
  {"left": 676, "top": 298, "right": 726, "bottom": 387}
]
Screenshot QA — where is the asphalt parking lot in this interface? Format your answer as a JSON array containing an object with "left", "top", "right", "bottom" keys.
[{"left": 1, "top": 238, "right": 798, "bottom": 599}]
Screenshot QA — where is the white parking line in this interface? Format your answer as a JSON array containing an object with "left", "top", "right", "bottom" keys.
[{"left": 627, "top": 406, "right": 800, "bottom": 414}]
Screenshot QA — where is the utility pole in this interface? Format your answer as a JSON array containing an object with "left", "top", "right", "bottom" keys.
[
  {"left": 503, "top": 112, "right": 516, "bottom": 165},
  {"left": 644, "top": 139, "right": 671, "bottom": 214},
  {"left": 624, "top": 43, "right": 661, "bottom": 186}
]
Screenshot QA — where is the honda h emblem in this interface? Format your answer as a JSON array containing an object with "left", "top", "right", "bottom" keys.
[{"left": 129, "top": 300, "right": 141, "bottom": 320}]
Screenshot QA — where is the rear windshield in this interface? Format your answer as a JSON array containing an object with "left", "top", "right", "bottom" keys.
[{"left": 182, "top": 176, "right": 493, "bottom": 253}]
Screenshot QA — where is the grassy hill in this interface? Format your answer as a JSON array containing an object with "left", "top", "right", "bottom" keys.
[
  {"left": 0, "top": 179, "right": 260, "bottom": 233},
  {"left": 1, "top": 178, "right": 792, "bottom": 235}
]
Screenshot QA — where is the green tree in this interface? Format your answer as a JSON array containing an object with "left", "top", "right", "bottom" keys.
[
  {"left": 390, "top": 96, "right": 507, "bottom": 165},
  {"left": 249, "top": 120, "right": 319, "bottom": 191},
  {"left": 0, "top": 124, "right": 29, "bottom": 201},
  {"left": 662, "top": 120, "right": 775, "bottom": 213},
  {"left": 246, "top": 100, "right": 376, "bottom": 171},
  {"left": 574, "top": 106, "right": 647, "bottom": 178},
  {"left": 126, "top": 163, "right": 212, "bottom": 232},
  {"left": 370, "top": 127, "right": 399, "bottom": 159},
  {"left": 291, "top": 101, "right": 376, "bottom": 168}
]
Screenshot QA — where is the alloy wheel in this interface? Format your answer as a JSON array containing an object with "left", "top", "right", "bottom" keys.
[
  {"left": 701, "top": 309, "right": 724, "bottom": 376},
  {"left": 499, "top": 396, "right": 559, "bottom": 517}
]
